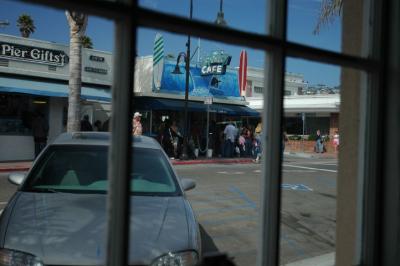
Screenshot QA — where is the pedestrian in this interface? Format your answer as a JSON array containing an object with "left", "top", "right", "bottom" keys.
[
  {"left": 223, "top": 119, "right": 237, "bottom": 158},
  {"left": 244, "top": 127, "right": 253, "bottom": 157},
  {"left": 238, "top": 131, "right": 246, "bottom": 157},
  {"left": 32, "top": 111, "right": 49, "bottom": 157},
  {"left": 132, "top": 112, "right": 143, "bottom": 136},
  {"left": 282, "top": 131, "right": 288, "bottom": 153},
  {"left": 170, "top": 120, "right": 183, "bottom": 158},
  {"left": 102, "top": 118, "right": 110, "bottom": 131},
  {"left": 253, "top": 128, "right": 262, "bottom": 163},
  {"left": 94, "top": 120, "right": 102, "bottom": 131},
  {"left": 333, "top": 130, "right": 339, "bottom": 152},
  {"left": 80, "top": 115, "right": 93, "bottom": 131},
  {"left": 162, "top": 120, "right": 175, "bottom": 158},
  {"left": 315, "top": 129, "right": 324, "bottom": 153}
]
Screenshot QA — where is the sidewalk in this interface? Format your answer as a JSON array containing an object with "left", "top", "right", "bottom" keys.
[{"left": 0, "top": 152, "right": 337, "bottom": 173}]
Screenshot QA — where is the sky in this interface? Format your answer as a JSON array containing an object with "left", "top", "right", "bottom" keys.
[{"left": 0, "top": 0, "right": 341, "bottom": 87}]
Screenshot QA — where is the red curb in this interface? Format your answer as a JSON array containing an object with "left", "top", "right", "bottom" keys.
[
  {"left": 171, "top": 158, "right": 253, "bottom": 165},
  {"left": 0, "top": 167, "right": 30, "bottom": 173},
  {"left": 0, "top": 158, "right": 253, "bottom": 172}
]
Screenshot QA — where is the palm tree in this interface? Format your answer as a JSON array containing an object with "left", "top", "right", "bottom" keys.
[
  {"left": 81, "top": 35, "right": 93, "bottom": 49},
  {"left": 314, "top": 0, "right": 343, "bottom": 35},
  {"left": 17, "top": 14, "right": 35, "bottom": 38},
  {"left": 65, "top": 11, "right": 88, "bottom": 132}
]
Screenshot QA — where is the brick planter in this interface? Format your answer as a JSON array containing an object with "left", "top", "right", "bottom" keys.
[{"left": 285, "top": 140, "right": 337, "bottom": 154}]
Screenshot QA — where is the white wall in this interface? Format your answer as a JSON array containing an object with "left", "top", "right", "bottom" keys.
[{"left": 0, "top": 135, "right": 34, "bottom": 161}]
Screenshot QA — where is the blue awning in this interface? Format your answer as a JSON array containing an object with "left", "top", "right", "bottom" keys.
[
  {"left": 135, "top": 97, "right": 259, "bottom": 117},
  {"left": 0, "top": 77, "right": 111, "bottom": 102}
]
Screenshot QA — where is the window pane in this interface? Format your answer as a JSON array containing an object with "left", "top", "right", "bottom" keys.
[
  {"left": 0, "top": 2, "right": 117, "bottom": 265},
  {"left": 136, "top": 27, "right": 265, "bottom": 265},
  {"left": 139, "top": 0, "right": 268, "bottom": 35},
  {"left": 279, "top": 58, "right": 365, "bottom": 265},
  {"left": 287, "top": 0, "right": 369, "bottom": 58}
]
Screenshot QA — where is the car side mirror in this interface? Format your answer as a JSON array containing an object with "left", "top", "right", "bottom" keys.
[
  {"left": 181, "top": 178, "right": 196, "bottom": 191},
  {"left": 8, "top": 173, "right": 25, "bottom": 186}
]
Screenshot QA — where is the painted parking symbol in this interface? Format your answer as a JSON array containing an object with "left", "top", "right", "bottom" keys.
[{"left": 281, "top": 184, "right": 313, "bottom": 192}]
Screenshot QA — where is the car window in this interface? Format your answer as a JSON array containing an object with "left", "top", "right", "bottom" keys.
[{"left": 23, "top": 145, "right": 180, "bottom": 195}]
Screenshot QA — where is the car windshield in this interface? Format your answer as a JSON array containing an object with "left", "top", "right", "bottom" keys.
[{"left": 22, "top": 145, "right": 180, "bottom": 196}]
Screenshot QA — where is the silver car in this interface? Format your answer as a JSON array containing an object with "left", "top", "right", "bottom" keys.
[{"left": 0, "top": 132, "right": 201, "bottom": 266}]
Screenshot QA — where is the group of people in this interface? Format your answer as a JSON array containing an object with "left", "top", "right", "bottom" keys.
[
  {"left": 80, "top": 115, "right": 106, "bottom": 132},
  {"left": 221, "top": 120, "right": 263, "bottom": 162},
  {"left": 314, "top": 129, "right": 340, "bottom": 153}
]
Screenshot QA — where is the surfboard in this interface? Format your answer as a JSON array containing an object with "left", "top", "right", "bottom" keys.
[
  {"left": 153, "top": 33, "right": 164, "bottom": 91},
  {"left": 238, "top": 50, "right": 247, "bottom": 97}
]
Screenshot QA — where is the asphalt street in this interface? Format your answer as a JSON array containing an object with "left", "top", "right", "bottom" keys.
[
  {"left": 176, "top": 156, "right": 337, "bottom": 266},
  {"left": 0, "top": 155, "right": 338, "bottom": 266}
]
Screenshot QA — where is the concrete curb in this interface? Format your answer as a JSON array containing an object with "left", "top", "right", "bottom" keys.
[{"left": 284, "top": 152, "right": 337, "bottom": 160}]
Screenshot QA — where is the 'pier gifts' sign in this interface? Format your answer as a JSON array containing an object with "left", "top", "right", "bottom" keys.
[{"left": 0, "top": 42, "right": 68, "bottom": 66}]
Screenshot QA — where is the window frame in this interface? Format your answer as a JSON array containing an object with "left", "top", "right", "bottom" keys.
[{"left": 18, "top": 0, "right": 388, "bottom": 265}]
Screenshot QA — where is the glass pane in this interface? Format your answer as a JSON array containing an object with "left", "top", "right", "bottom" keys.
[
  {"left": 281, "top": 59, "right": 340, "bottom": 265},
  {"left": 139, "top": 0, "right": 268, "bottom": 35},
  {"left": 0, "top": 1, "right": 116, "bottom": 265},
  {"left": 136, "top": 27, "right": 265, "bottom": 265},
  {"left": 287, "top": 0, "right": 369, "bottom": 57}
]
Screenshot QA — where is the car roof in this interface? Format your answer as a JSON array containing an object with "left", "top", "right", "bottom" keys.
[{"left": 52, "top": 132, "right": 161, "bottom": 150}]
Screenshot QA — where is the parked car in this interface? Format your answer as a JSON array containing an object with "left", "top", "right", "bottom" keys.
[{"left": 0, "top": 132, "right": 201, "bottom": 266}]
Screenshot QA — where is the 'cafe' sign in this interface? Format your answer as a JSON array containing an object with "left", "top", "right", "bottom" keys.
[
  {"left": 0, "top": 42, "right": 69, "bottom": 66},
  {"left": 201, "top": 51, "right": 232, "bottom": 76}
]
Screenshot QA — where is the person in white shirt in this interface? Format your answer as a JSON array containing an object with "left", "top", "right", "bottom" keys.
[
  {"left": 132, "top": 112, "right": 143, "bottom": 136},
  {"left": 223, "top": 120, "right": 237, "bottom": 157}
]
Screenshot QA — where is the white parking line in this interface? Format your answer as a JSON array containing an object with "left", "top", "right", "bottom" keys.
[
  {"left": 216, "top": 171, "right": 245, "bottom": 175},
  {"left": 282, "top": 170, "right": 316, "bottom": 173},
  {"left": 0, "top": 202, "right": 7, "bottom": 205},
  {"left": 283, "top": 164, "right": 338, "bottom": 173}
]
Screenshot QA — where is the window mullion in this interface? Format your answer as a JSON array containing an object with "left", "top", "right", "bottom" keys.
[
  {"left": 106, "top": 1, "right": 136, "bottom": 265},
  {"left": 256, "top": 0, "right": 287, "bottom": 265}
]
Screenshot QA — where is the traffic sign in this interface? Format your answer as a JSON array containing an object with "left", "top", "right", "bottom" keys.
[{"left": 204, "top": 97, "right": 213, "bottom": 105}]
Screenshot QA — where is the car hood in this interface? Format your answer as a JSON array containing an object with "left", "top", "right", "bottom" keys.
[{"left": 2, "top": 192, "right": 198, "bottom": 265}]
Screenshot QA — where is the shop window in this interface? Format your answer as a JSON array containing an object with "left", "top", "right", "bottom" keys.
[{"left": 0, "top": 94, "right": 48, "bottom": 135}]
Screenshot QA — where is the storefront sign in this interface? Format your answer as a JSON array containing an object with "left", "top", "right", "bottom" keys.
[
  {"left": 200, "top": 51, "right": 231, "bottom": 76},
  {"left": 0, "top": 42, "right": 68, "bottom": 66},
  {"left": 84, "top": 66, "right": 108, "bottom": 75},
  {"left": 89, "top": 55, "right": 105, "bottom": 62}
]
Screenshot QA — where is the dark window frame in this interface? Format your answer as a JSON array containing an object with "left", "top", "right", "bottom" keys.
[{"left": 19, "top": 0, "right": 389, "bottom": 265}]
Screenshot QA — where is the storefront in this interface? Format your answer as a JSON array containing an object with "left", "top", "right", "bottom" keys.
[
  {"left": 133, "top": 53, "right": 260, "bottom": 155},
  {"left": 0, "top": 35, "right": 259, "bottom": 161},
  {"left": 0, "top": 34, "right": 112, "bottom": 161}
]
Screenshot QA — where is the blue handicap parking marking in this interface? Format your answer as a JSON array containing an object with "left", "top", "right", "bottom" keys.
[{"left": 281, "top": 183, "right": 313, "bottom": 192}]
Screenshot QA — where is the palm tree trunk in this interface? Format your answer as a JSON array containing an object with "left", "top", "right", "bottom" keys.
[
  {"left": 67, "top": 30, "right": 82, "bottom": 132},
  {"left": 66, "top": 11, "right": 87, "bottom": 132}
]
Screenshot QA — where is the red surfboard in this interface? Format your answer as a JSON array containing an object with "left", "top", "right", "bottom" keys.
[{"left": 238, "top": 50, "right": 247, "bottom": 97}]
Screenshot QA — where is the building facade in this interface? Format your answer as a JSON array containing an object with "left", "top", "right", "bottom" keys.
[
  {"left": 0, "top": 34, "right": 112, "bottom": 161},
  {"left": 245, "top": 67, "right": 340, "bottom": 137},
  {"left": 0, "top": 34, "right": 259, "bottom": 161}
]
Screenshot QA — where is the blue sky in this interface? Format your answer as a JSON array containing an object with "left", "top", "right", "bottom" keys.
[{"left": 0, "top": 0, "right": 341, "bottom": 86}]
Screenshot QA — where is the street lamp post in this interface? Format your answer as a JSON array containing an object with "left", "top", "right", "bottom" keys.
[
  {"left": 215, "top": 0, "right": 227, "bottom": 26},
  {"left": 180, "top": 0, "right": 193, "bottom": 160}
]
